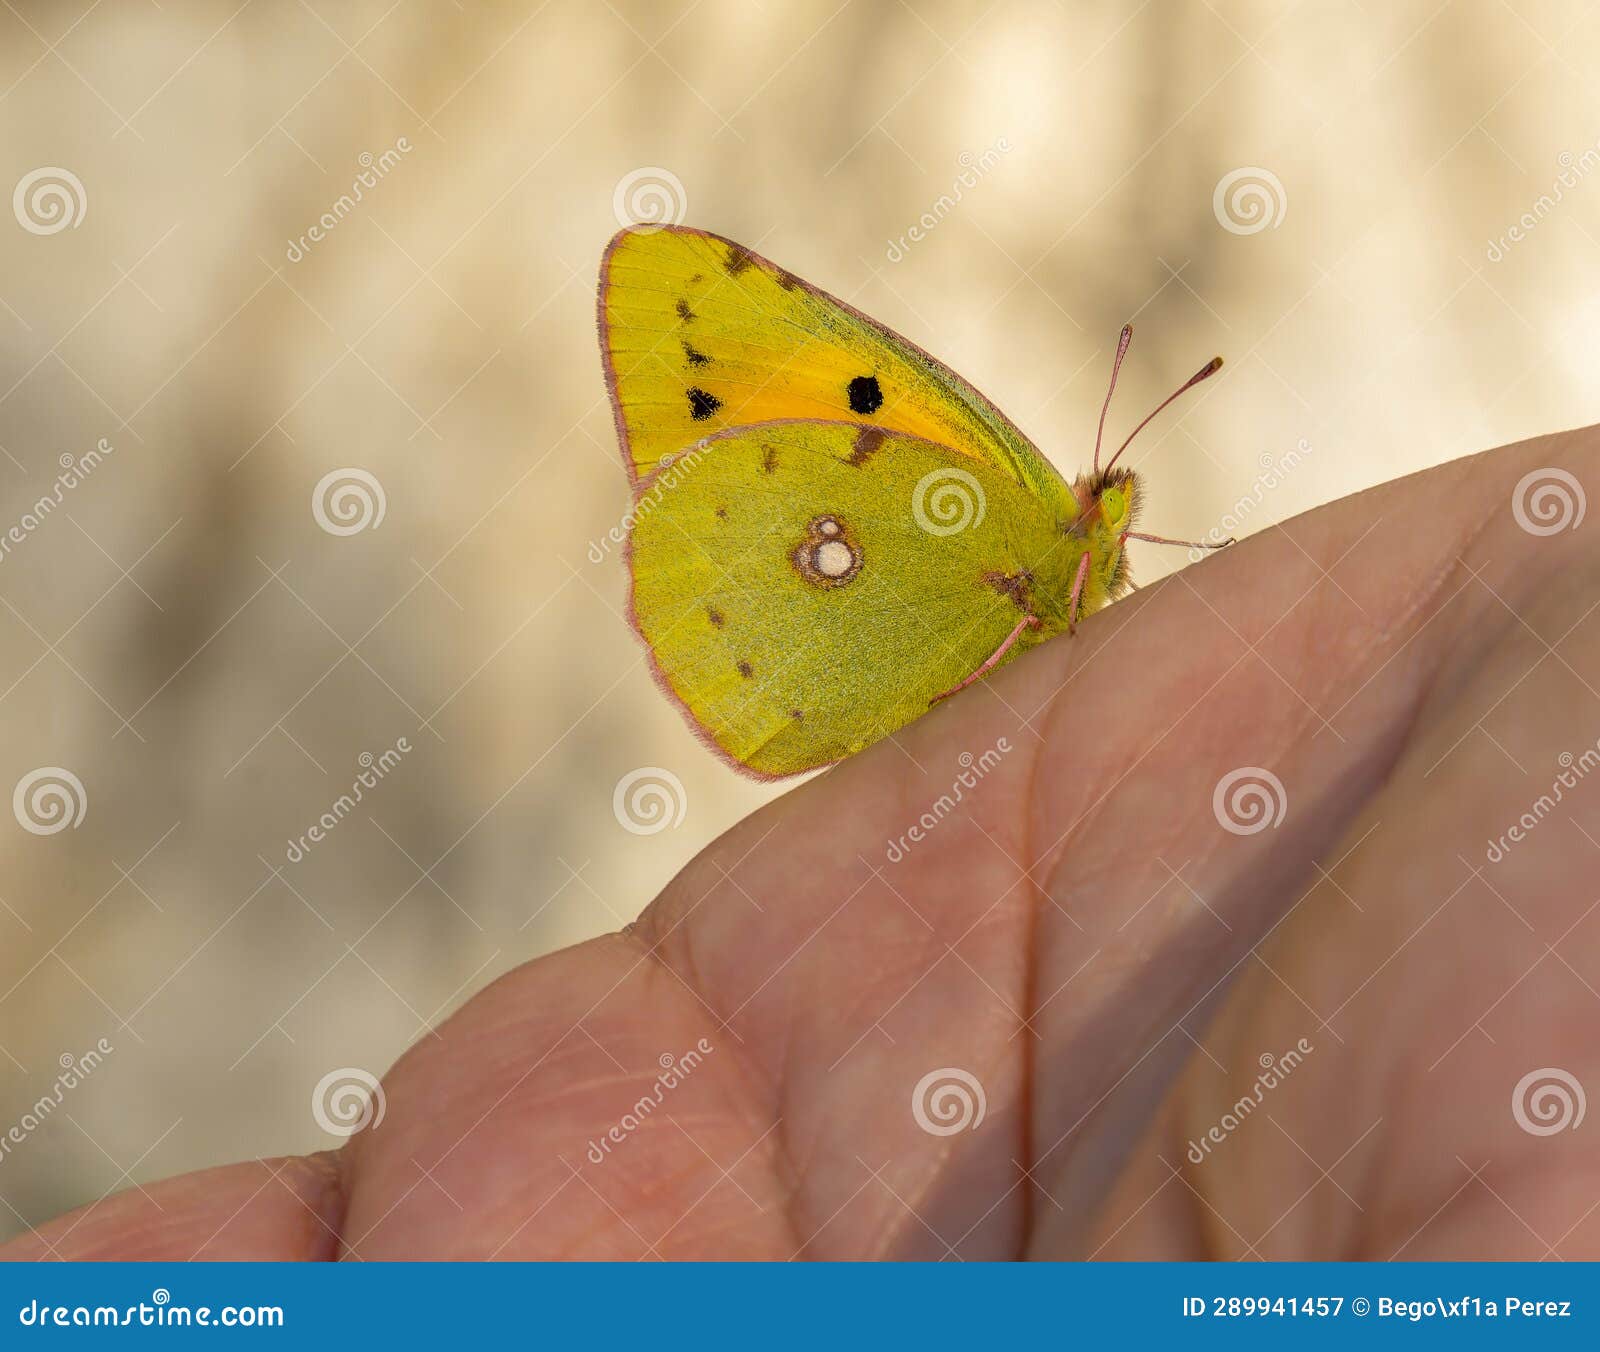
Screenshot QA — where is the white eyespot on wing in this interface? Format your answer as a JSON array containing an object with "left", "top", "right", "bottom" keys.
[{"left": 814, "top": 539, "right": 854, "bottom": 577}]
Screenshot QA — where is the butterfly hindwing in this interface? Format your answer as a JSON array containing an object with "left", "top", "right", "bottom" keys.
[
  {"left": 626, "top": 420, "right": 1071, "bottom": 778},
  {"left": 599, "top": 225, "right": 1073, "bottom": 513}
]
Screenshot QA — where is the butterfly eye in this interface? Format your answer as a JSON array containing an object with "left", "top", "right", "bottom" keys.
[{"left": 1102, "top": 486, "right": 1126, "bottom": 523}]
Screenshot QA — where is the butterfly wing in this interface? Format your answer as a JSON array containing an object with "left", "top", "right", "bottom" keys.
[
  {"left": 626, "top": 420, "right": 1075, "bottom": 778},
  {"left": 598, "top": 226, "right": 1073, "bottom": 511}
]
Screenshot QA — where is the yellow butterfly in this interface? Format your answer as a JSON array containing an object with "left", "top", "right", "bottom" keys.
[{"left": 598, "top": 225, "right": 1226, "bottom": 779}]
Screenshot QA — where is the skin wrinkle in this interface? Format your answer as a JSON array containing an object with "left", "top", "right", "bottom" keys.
[
  {"left": 864, "top": 1027, "right": 1023, "bottom": 1259},
  {"left": 933, "top": 813, "right": 1036, "bottom": 1259},
  {"left": 1349, "top": 562, "right": 1600, "bottom": 1261},
  {"left": 1363, "top": 995, "right": 1439, "bottom": 1258},
  {"left": 801, "top": 832, "right": 1026, "bottom": 1257},
  {"left": 1007, "top": 589, "right": 1214, "bottom": 1248},
  {"left": 1174, "top": 669, "right": 1455, "bottom": 1259},
  {"left": 660, "top": 884, "right": 822, "bottom": 1246},
  {"left": 1176, "top": 1139, "right": 1229, "bottom": 1259},
  {"left": 1028, "top": 585, "right": 1166, "bottom": 890},
  {"left": 976, "top": 587, "right": 1188, "bottom": 1253},
  {"left": 1014, "top": 647, "right": 1065, "bottom": 1247},
  {"left": 305, "top": 1153, "right": 350, "bottom": 1262},
  {"left": 1156, "top": 653, "right": 1436, "bottom": 1249},
  {"left": 624, "top": 920, "right": 810, "bottom": 1248},
  {"left": 1316, "top": 568, "right": 1518, "bottom": 1238}
]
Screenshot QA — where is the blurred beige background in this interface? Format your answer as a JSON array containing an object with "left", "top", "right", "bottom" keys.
[{"left": 0, "top": 0, "right": 1596, "bottom": 1239}]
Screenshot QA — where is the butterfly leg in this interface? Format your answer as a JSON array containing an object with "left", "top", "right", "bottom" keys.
[
  {"left": 931, "top": 614, "right": 1041, "bottom": 704},
  {"left": 1123, "top": 530, "right": 1233, "bottom": 550},
  {"left": 1066, "top": 551, "right": 1092, "bottom": 634}
]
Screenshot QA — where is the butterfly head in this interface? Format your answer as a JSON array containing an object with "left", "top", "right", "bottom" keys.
[
  {"left": 1092, "top": 467, "right": 1138, "bottom": 536},
  {"left": 1069, "top": 464, "right": 1139, "bottom": 538},
  {"left": 1052, "top": 464, "right": 1139, "bottom": 612}
]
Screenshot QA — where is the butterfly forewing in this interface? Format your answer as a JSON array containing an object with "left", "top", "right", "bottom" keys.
[{"left": 599, "top": 225, "right": 1073, "bottom": 512}]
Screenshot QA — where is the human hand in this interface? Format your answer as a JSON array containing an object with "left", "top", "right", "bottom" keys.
[{"left": 7, "top": 428, "right": 1598, "bottom": 1259}]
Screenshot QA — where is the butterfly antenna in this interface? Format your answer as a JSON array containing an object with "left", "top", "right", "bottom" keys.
[
  {"left": 1093, "top": 324, "right": 1135, "bottom": 475},
  {"left": 1101, "top": 353, "right": 1224, "bottom": 476}
]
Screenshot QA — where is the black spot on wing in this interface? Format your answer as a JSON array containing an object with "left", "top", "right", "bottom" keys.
[
  {"left": 681, "top": 340, "right": 711, "bottom": 367},
  {"left": 761, "top": 446, "right": 777, "bottom": 474},
  {"left": 687, "top": 387, "right": 721, "bottom": 420},
  {"left": 737, "top": 660, "right": 754, "bottom": 679},
  {"left": 724, "top": 244, "right": 756, "bottom": 276},
  {"left": 676, "top": 299, "right": 696, "bottom": 322},
  {"left": 706, "top": 605, "right": 725, "bottom": 627},
  {"left": 847, "top": 375, "right": 884, "bottom": 415}
]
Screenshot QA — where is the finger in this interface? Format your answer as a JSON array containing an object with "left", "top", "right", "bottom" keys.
[{"left": 0, "top": 1155, "right": 342, "bottom": 1260}]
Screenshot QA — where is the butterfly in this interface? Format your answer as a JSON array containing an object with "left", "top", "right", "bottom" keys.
[{"left": 597, "top": 225, "right": 1227, "bottom": 780}]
